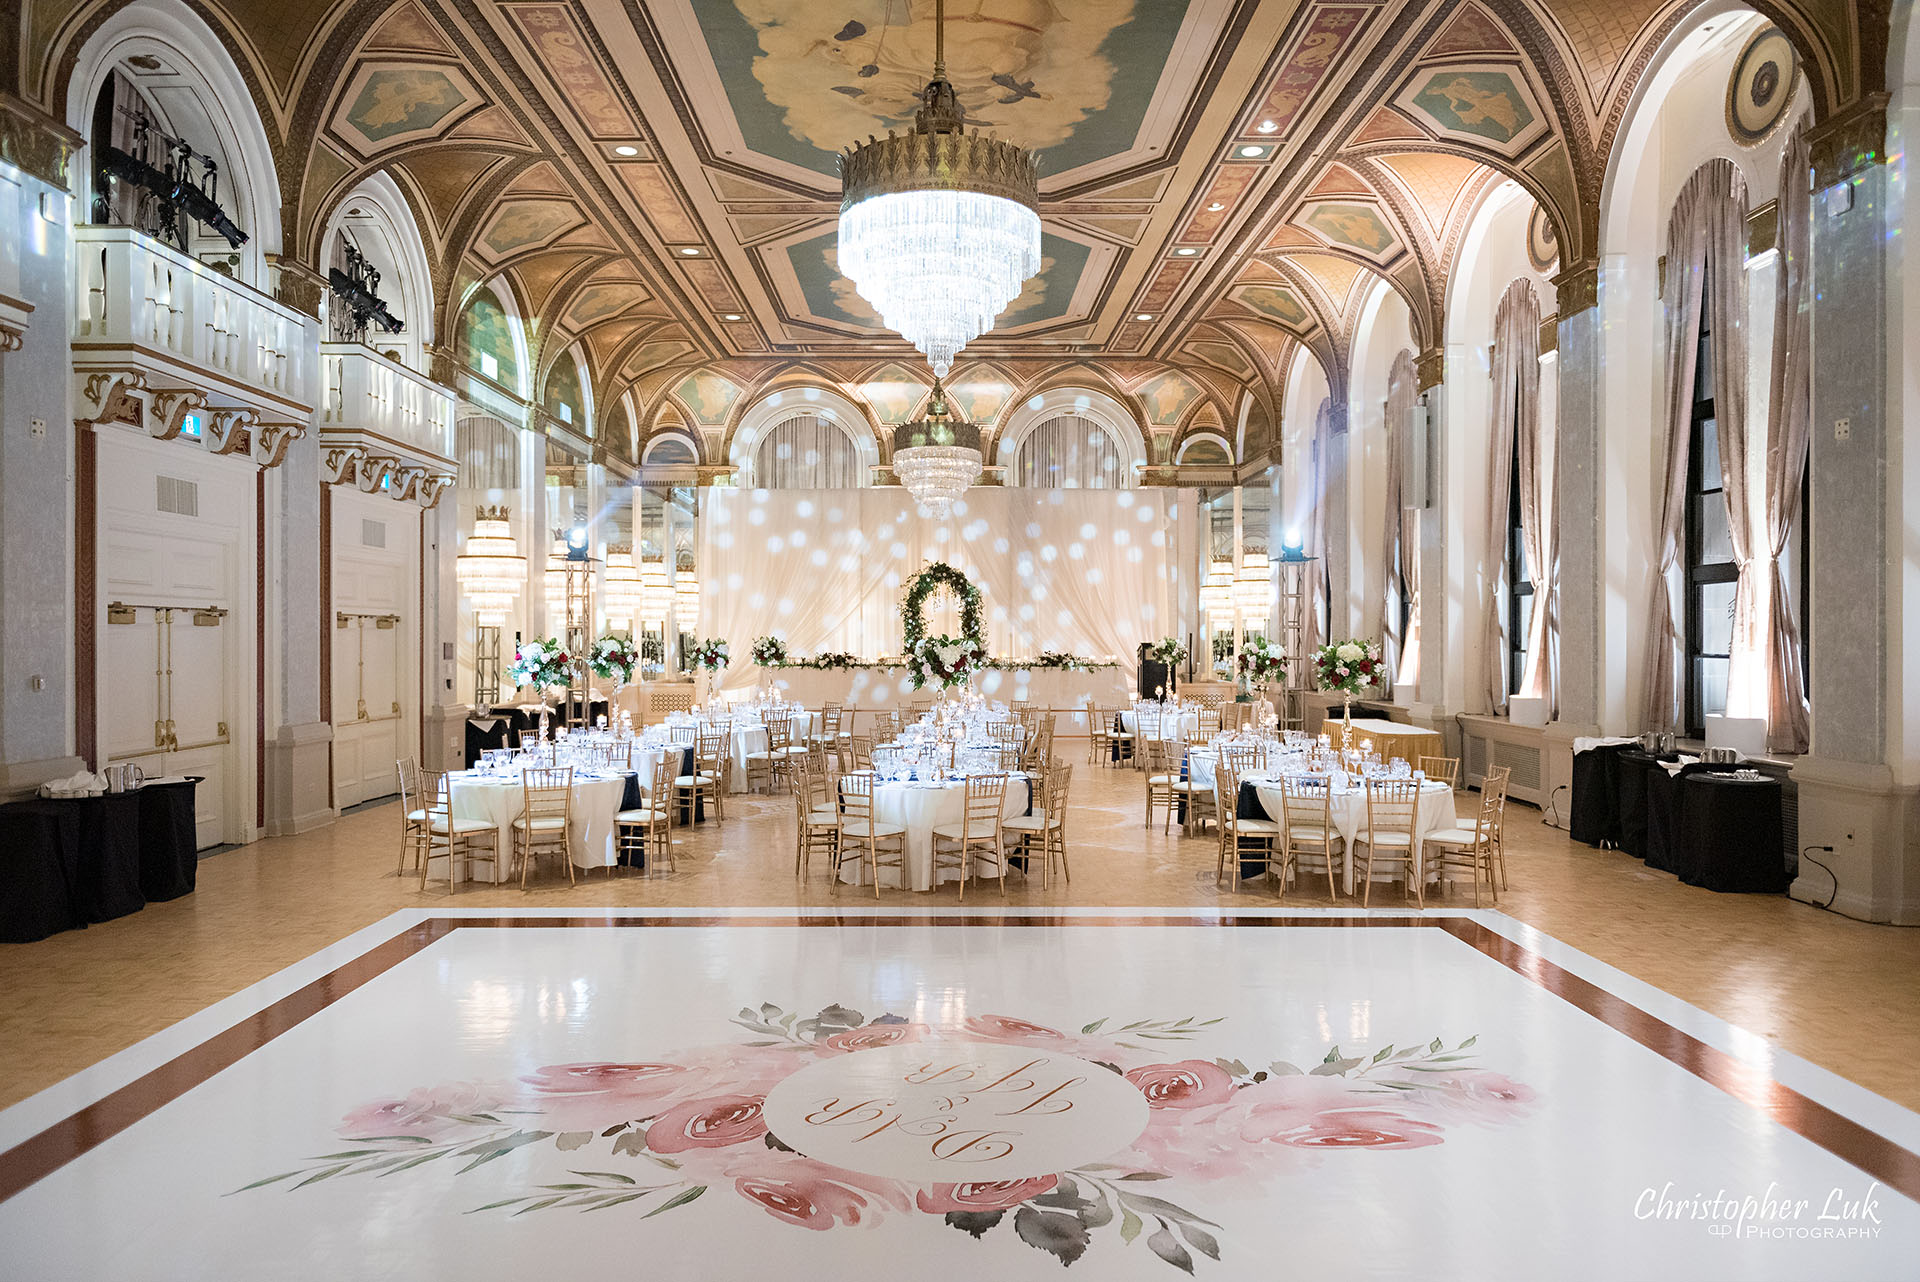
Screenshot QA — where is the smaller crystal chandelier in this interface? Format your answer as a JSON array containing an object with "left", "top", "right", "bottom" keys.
[
  {"left": 454, "top": 506, "right": 525, "bottom": 626},
  {"left": 673, "top": 565, "right": 700, "bottom": 625},
  {"left": 893, "top": 377, "right": 982, "bottom": 517},
  {"left": 639, "top": 558, "right": 671, "bottom": 625},
  {"left": 1201, "top": 560, "right": 1235, "bottom": 630},
  {"left": 1234, "top": 552, "right": 1273, "bottom": 618},
  {"left": 543, "top": 535, "right": 569, "bottom": 605},
  {"left": 602, "top": 544, "right": 642, "bottom": 621}
]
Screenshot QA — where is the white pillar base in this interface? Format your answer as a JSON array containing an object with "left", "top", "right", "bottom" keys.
[
  {"left": 1790, "top": 755, "right": 1920, "bottom": 924},
  {"left": 266, "top": 721, "right": 336, "bottom": 836}
]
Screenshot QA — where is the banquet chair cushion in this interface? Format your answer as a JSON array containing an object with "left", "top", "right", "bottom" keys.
[
  {"left": 1170, "top": 780, "right": 1208, "bottom": 794},
  {"left": 1286, "top": 825, "right": 1341, "bottom": 844},
  {"left": 405, "top": 808, "right": 433, "bottom": 824},
  {"left": 805, "top": 809, "right": 841, "bottom": 825},
  {"left": 1361, "top": 831, "right": 1415, "bottom": 847},
  {"left": 1002, "top": 814, "right": 1060, "bottom": 833},
  {"left": 840, "top": 820, "right": 906, "bottom": 839},
  {"left": 1234, "top": 818, "right": 1282, "bottom": 836},
  {"left": 932, "top": 821, "right": 1004, "bottom": 841},
  {"left": 1145, "top": 774, "right": 1176, "bottom": 786},
  {"left": 430, "top": 816, "right": 496, "bottom": 836},
  {"left": 615, "top": 807, "right": 664, "bottom": 824},
  {"left": 511, "top": 815, "right": 569, "bottom": 833},
  {"left": 673, "top": 773, "right": 720, "bottom": 787},
  {"left": 1422, "top": 825, "right": 1481, "bottom": 846}
]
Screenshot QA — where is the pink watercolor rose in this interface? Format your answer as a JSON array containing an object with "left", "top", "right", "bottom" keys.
[
  {"left": 1125, "top": 1060, "right": 1236, "bottom": 1110},
  {"left": 340, "top": 1080, "right": 508, "bottom": 1140},
  {"left": 646, "top": 1094, "right": 768, "bottom": 1153},
  {"left": 823, "top": 1022, "right": 929, "bottom": 1052},
  {"left": 1266, "top": 1107, "right": 1446, "bottom": 1150},
  {"left": 517, "top": 1061, "right": 695, "bottom": 1131},
  {"left": 963, "top": 1014, "right": 1071, "bottom": 1045},
  {"left": 726, "top": 1153, "right": 911, "bottom": 1230},
  {"left": 1118, "top": 1075, "right": 1391, "bottom": 1181},
  {"left": 915, "top": 1176, "right": 1058, "bottom": 1214}
]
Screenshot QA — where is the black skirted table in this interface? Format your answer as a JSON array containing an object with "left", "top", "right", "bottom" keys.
[
  {"left": 1569, "top": 742, "right": 1631, "bottom": 848},
  {"left": 0, "top": 779, "right": 199, "bottom": 943},
  {"left": 1676, "top": 772, "right": 1788, "bottom": 892}
]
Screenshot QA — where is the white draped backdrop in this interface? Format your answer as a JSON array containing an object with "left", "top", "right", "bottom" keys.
[{"left": 697, "top": 488, "right": 1182, "bottom": 692}]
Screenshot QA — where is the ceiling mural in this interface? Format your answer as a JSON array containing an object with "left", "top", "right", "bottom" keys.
[
  {"left": 21, "top": 0, "right": 1882, "bottom": 467},
  {"left": 686, "top": 0, "right": 1195, "bottom": 183}
]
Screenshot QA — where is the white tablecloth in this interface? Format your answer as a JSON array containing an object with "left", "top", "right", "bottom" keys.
[
  {"left": 1119, "top": 708, "right": 1201, "bottom": 742},
  {"left": 837, "top": 774, "right": 1032, "bottom": 891},
  {"left": 446, "top": 770, "right": 632, "bottom": 880},
  {"left": 667, "top": 715, "right": 818, "bottom": 793},
  {"left": 1244, "top": 776, "right": 1456, "bottom": 894}
]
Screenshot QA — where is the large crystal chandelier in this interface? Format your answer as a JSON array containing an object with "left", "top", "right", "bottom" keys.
[
  {"left": 454, "top": 506, "right": 525, "bottom": 625},
  {"left": 837, "top": 0, "right": 1041, "bottom": 377},
  {"left": 638, "top": 558, "right": 671, "bottom": 625},
  {"left": 893, "top": 377, "right": 981, "bottom": 517}
]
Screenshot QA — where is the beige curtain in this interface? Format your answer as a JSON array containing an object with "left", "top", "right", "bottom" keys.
[
  {"left": 1514, "top": 299, "right": 1555, "bottom": 716},
  {"left": 1763, "top": 122, "right": 1812, "bottom": 752},
  {"left": 1642, "top": 159, "right": 1751, "bottom": 732},
  {"left": 1481, "top": 280, "right": 1539, "bottom": 712},
  {"left": 1380, "top": 351, "right": 1417, "bottom": 684},
  {"left": 1304, "top": 397, "right": 1334, "bottom": 660}
]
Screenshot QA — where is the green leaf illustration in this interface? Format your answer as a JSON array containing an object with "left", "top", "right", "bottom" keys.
[
  {"left": 1119, "top": 1206, "right": 1144, "bottom": 1245},
  {"left": 1147, "top": 1226, "right": 1195, "bottom": 1275},
  {"left": 642, "top": 1185, "right": 707, "bottom": 1218}
]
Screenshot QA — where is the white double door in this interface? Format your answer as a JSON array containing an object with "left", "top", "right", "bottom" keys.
[
  {"left": 96, "top": 433, "right": 255, "bottom": 850},
  {"left": 330, "top": 490, "right": 420, "bottom": 809}
]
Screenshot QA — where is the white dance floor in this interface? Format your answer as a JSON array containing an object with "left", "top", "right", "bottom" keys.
[{"left": 1, "top": 909, "right": 1913, "bottom": 1279}]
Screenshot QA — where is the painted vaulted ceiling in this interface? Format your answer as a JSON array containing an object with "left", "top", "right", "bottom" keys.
[{"left": 14, "top": 0, "right": 1883, "bottom": 468}]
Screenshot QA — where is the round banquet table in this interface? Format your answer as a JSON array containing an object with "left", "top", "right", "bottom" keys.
[
  {"left": 1120, "top": 708, "right": 1201, "bottom": 743},
  {"left": 446, "top": 769, "right": 635, "bottom": 881},
  {"left": 1241, "top": 775, "right": 1456, "bottom": 894},
  {"left": 1676, "top": 772, "right": 1788, "bottom": 893},
  {"left": 836, "top": 773, "right": 1033, "bottom": 892}
]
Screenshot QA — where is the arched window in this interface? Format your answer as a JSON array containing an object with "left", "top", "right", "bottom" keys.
[
  {"left": 545, "top": 350, "right": 588, "bottom": 432},
  {"left": 644, "top": 436, "right": 697, "bottom": 466},
  {"left": 752, "top": 414, "right": 863, "bottom": 488},
  {"left": 1012, "top": 414, "right": 1123, "bottom": 487},
  {"left": 458, "top": 288, "right": 518, "bottom": 389}
]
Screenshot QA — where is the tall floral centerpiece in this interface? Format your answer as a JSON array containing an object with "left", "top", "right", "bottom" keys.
[
  {"left": 687, "top": 637, "right": 729, "bottom": 704},
  {"left": 589, "top": 636, "right": 639, "bottom": 687},
  {"left": 508, "top": 637, "right": 571, "bottom": 697},
  {"left": 1150, "top": 636, "right": 1188, "bottom": 698},
  {"left": 1238, "top": 638, "right": 1287, "bottom": 695},
  {"left": 907, "top": 635, "right": 984, "bottom": 692},
  {"left": 1314, "top": 637, "right": 1382, "bottom": 746}
]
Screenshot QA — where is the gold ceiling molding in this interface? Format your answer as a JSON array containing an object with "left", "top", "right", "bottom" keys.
[
  {"left": 0, "top": 92, "right": 85, "bottom": 193},
  {"left": 1808, "top": 94, "right": 1890, "bottom": 187}
]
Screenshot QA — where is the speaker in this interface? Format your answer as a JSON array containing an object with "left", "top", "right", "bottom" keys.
[{"left": 1137, "top": 643, "right": 1170, "bottom": 700}]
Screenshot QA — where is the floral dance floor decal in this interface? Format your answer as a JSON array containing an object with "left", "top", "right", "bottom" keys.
[{"left": 243, "top": 1000, "right": 1531, "bottom": 1272}]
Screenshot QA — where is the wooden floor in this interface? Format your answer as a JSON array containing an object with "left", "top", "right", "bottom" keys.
[{"left": 4, "top": 757, "right": 1918, "bottom": 1113}]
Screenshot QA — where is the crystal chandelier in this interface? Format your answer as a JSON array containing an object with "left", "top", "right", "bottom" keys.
[
  {"left": 1201, "top": 560, "right": 1235, "bottom": 630},
  {"left": 893, "top": 378, "right": 981, "bottom": 517},
  {"left": 454, "top": 506, "right": 525, "bottom": 626},
  {"left": 673, "top": 566, "right": 700, "bottom": 624},
  {"left": 1234, "top": 552, "right": 1273, "bottom": 617},
  {"left": 602, "top": 544, "right": 641, "bottom": 621},
  {"left": 836, "top": 0, "right": 1041, "bottom": 377},
  {"left": 639, "top": 558, "right": 671, "bottom": 625}
]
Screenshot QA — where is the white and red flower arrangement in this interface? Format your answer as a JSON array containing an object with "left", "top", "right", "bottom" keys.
[
  {"left": 686, "top": 638, "right": 729, "bottom": 673},
  {"left": 907, "top": 634, "right": 983, "bottom": 691},
  {"left": 507, "top": 637, "right": 570, "bottom": 690},
  {"left": 1313, "top": 638, "right": 1382, "bottom": 695},
  {"left": 242, "top": 1001, "right": 1535, "bottom": 1273},
  {"left": 1236, "top": 639, "right": 1287, "bottom": 690},
  {"left": 588, "top": 635, "right": 639, "bottom": 684}
]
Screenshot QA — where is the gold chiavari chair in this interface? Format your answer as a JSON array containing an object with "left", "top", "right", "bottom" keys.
[
  {"left": 1213, "top": 763, "right": 1281, "bottom": 892},
  {"left": 1481, "top": 765, "right": 1513, "bottom": 888},
  {"left": 837, "top": 771, "right": 906, "bottom": 897},
  {"left": 1022, "top": 722, "right": 1055, "bottom": 774},
  {"left": 416, "top": 768, "right": 499, "bottom": 892},
  {"left": 1418, "top": 755, "right": 1461, "bottom": 788},
  {"left": 679, "top": 729, "right": 729, "bottom": 824},
  {"left": 745, "top": 715, "right": 800, "bottom": 793},
  {"left": 931, "top": 772, "right": 1010, "bottom": 899},
  {"left": 995, "top": 745, "right": 1023, "bottom": 772},
  {"left": 1355, "top": 778, "right": 1423, "bottom": 907},
  {"left": 989, "top": 721, "right": 1022, "bottom": 748},
  {"left": 395, "top": 757, "right": 431, "bottom": 875},
  {"left": 1004, "top": 762, "right": 1071, "bottom": 887},
  {"left": 791, "top": 758, "right": 841, "bottom": 879},
  {"left": 513, "top": 765, "right": 575, "bottom": 889},
  {"left": 668, "top": 723, "right": 697, "bottom": 746},
  {"left": 846, "top": 734, "right": 875, "bottom": 771},
  {"left": 1171, "top": 747, "right": 1214, "bottom": 835},
  {"left": 1087, "top": 702, "right": 1116, "bottom": 766},
  {"left": 1424, "top": 785, "right": 1502, "bottom": 906},
  {"left": 907, "top": 698, "right": 933, "bottom": 721},
  {"left": 1196, "top": 705, "right": 1223, "bottom": 738},
  {"left": 813, "top": 703, "right": 847, "bottom": 753},
  {"left": 1279, "top": 775, "right": 1344, "bottom": 900},
  {"left": 1111, "top": 707, "right": 1138, "bottom": 767},
  {"left": 615, "top": 753, "right": 675, "bottom": 876},
  {"left": 880, "top": 710, "right": 903, "bottom": 741},
  {"left": 1142, "top": 737, "right": 1179, "bottom": 832}
]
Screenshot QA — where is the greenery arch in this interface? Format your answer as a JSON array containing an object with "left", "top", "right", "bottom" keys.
[{"left": 901, "top": 561, "right": 984, "bottom": 649}]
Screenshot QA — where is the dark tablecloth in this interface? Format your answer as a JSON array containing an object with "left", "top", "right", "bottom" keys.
[
  {"left": 465, "top": 717, "right": 511, "bottom": 767},
  {"left": 1570, "top": 743, "right": 1630, "bottom": 848},
  {"left": 1678, "top": 773, "right": 1789, "bottom": 893},
  {"left": 0, "top": 781, "right": 198, "bottom": 942},
  {"left": 1615, "top": 751, "right": 1676, "bottom": 859},
  {"left": 1643, "top": 762, "right": 1688, "bottom": 875},
  {"left": 136, "top": 780, "right": 198, "bottom": 901}
]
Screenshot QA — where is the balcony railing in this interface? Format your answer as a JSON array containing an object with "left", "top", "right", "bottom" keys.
[
  {"left": 72, "top": 226, "right": 315, "bottom": 410},
  {"left": 320, "top": 342, "right": 456, "bottom": 465}
]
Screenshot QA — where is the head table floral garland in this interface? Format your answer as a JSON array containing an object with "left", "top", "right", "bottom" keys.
[{"left": 743, "top": 561, "right": 1119, "bottom": 689}]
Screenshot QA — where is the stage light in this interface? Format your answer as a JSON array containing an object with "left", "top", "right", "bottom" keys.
[{"left": 566, "top": 522, "right": 590, "bottom": 560}]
